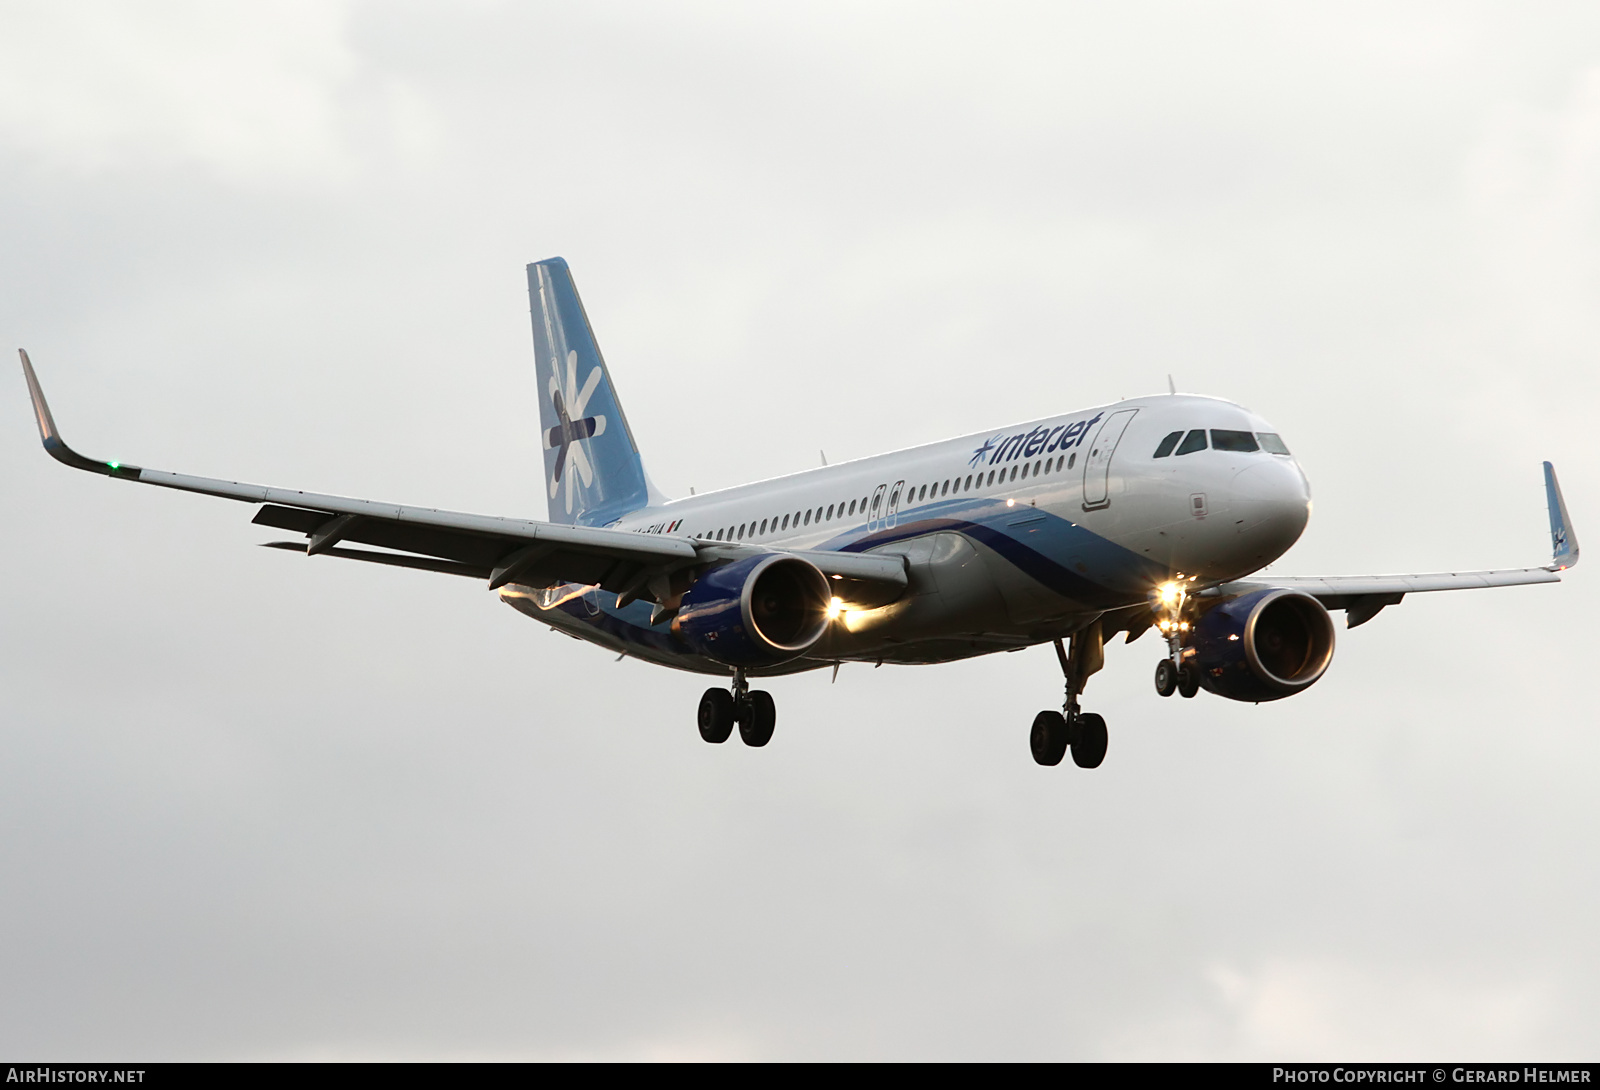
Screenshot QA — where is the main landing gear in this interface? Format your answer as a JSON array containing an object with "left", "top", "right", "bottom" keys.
[
  {"left": 697, "top": 669, "right": 777, "bottom": 747},
  {"left": 1031, "top": 622, "right": 1109, "bottom": 769},
  {"left": 1151, "top": 577, "right": 1201, "bottom": 700}
]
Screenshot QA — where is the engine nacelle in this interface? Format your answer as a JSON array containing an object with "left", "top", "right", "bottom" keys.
[
  {"left": 1190, "top": 588, "right": 1336, "bottom": 702},
  {"left": 674, "top": 554, "right": 831, "bottom": 668}
]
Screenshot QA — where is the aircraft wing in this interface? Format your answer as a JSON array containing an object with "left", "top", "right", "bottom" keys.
[
  {"left": 20, "top": 351, "right": 907, "bottom": 609},
  {"left": 1207, "top": 462, "right": 1579, "bottom": 627}
]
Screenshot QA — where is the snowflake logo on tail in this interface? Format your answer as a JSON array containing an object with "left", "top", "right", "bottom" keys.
[{"left": 544, "top": 349, "right": 608, "bottom": 515}]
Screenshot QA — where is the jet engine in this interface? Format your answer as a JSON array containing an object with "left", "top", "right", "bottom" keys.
[
  {"left": 674, "top": 554, "right": 831, "bottom": 668},
  {"left": 1190, "top": 588, "right": 1336, "bottom": 702}
]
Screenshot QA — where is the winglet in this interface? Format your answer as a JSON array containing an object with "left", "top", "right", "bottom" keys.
[
  {"left": 18, "top": 350, "right": 142, "bottom": 479},
  {"left": 1544, "top": 461, "right": 1578, "bottom": 570}
]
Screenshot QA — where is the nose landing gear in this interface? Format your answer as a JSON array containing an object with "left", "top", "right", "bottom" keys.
[
  {"left": 1031, "top": 623, "right": 1109, "bottom": 768},
  {"left": 1154, "top": 658, "right": 1178, "bottom": 696},
  {"left": 1152, "top": 577, "right": 1202, "bottom": 699},
  {"left": 697, "top": 669, "right": 777, "bottom": 747}
]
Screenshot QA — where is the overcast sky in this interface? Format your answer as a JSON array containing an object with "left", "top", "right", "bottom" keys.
[{"left": 0, "top": 1, "right": 1596, "bottom": 1060}]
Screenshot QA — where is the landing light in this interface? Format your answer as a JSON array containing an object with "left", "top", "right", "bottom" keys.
[
  {"left": 1156, "top": 581, "right": 1181, "bottom": 606},
  {"left": 1006, "top": 498, "right": 1015, "bottom": 507},
  {"left": 826, "top": 596, "right": 844, "bottom": 620}
]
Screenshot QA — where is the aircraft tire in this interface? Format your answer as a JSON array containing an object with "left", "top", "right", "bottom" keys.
[
  {"left": 1030, "top": 711, "right": 1069, "bottom": 766},
  {"left": 698, "top": 688, "right": 735, "bottom": 743},
  {"left": 1071, "top": 712, "right": 1108, "bottom": 768},
  {"left": 738, "top": 690, "right": 776, "bottom": 747},
  {"left": 1154, "top": 659, "right": 1179, "bottom": 697},
  {"left": 1177, "top": 662, "right": 1201, "bottom": 699}
]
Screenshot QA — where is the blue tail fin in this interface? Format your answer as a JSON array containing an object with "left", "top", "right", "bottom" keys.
[{"left": 528, "top": 258, "right": 651, "bottom": 526}]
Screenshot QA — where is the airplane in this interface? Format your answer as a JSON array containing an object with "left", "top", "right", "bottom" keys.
[{"left": 18, "top": 257, "right": 1580, "bottom": 768}]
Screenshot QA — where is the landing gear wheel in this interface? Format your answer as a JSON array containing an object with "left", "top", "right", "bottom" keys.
[
  {"left": 1030, "top": 711, "right": 1069, "bottom": 766},
  {"left": 1154, "top": 659, "right": 1178, "bottom": 697},
  {"left": 698, "top": 688, "right": 735, "bottom": 743},
  {"left": 1177, "top": 662, "right": 1200, "bottom": 699},
  {"left": 1071, "top": 712, "right": 1108, "bottom": 768},
  {"left": 738, "top": 690, "right": 776, "bottom": 747}
]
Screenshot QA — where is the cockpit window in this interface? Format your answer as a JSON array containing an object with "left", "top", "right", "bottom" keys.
[
  {"left": 1174, "top": 429, "right": 1208, "bottom": 456},
  {"left": 1152, "top": 431, "right": 1183, "bottom": 458},
  {"left": 1210, "top": 429, "right": 1260, "bottom": 453},
  {"left": 1257, "top": 432, "right": 1291, "bottom": 455}
]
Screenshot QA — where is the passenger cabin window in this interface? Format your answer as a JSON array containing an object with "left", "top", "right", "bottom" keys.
[
  {"left": 1153, "top": 431, "right": 1183, "bottom": 458},
  {"left": 1258, "top": 432, "right": 1291, "bottom": 455},
  {"left": 1211, "top": 429, "right": 1260, "bottom": 453},
  {"left": 1174, "top": 430, "right": 1207, "bottom": 456}
]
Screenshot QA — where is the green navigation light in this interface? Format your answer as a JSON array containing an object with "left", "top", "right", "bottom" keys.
[{"left": 107, "top": 461, "right": 120, "bottom": 470}]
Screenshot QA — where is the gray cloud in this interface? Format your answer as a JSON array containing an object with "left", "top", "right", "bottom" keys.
[{"left": 0, "top": 0, "right": 1594, "bottom": 1059}]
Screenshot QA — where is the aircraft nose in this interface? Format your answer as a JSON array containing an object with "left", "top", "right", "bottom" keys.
[{"left": 1231, "top": 458, "right": 1310, "bottom": 563}]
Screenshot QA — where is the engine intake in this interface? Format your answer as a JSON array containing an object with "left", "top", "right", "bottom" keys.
[
  {"left": 1191, "top": 588, "right": 1336, "bottom": 702},
  {"left": 674, "top": 554, "right": 831, "bottom": 668}
]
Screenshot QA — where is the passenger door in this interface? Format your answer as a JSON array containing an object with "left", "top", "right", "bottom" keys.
[
  {"left": 885, "top": 480, "right": 905, "bottom": 529},
  {"left": 1081, "top": 409, "right": 1139, "bottom": 510},
  {"left": 867, "top": 483, "right": 888, "bottom": 531}
]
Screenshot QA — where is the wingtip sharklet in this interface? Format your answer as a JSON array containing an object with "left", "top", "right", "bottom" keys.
[
  {"left": 1544, "top": 461, "right": 1579, "bottom": 571},
  {"left": 19, "top": 348, "right": 61, "bottom": 444},
  {"left": 17, "top": 349, "right": 141, "bottom": 478}
]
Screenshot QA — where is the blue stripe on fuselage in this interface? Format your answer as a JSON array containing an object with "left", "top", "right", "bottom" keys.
[
  {"left": 829, "top": 498, "right": 1165, "bottom": 607},
  {"left": 540, "top": 498, "right": 1161, "bottom": 661}
]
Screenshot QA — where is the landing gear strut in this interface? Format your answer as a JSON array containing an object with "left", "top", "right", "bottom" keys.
[
  {"left": 1030, "top": 622, "right": 1109, "bottom": 769},
  {"left": 698, "top": 669, "right": 777, "bottom": 747}
]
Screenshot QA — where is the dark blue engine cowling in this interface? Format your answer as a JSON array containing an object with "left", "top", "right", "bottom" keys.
[
  {"left": 674, "top": 554, "right": 831, "bottom": 668},
  {"left": 1190, "top": 588, "right": 1336, "bottom": 702}
]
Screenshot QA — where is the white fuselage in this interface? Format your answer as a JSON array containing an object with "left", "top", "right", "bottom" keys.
[{"left": 501, "top": 394, "right": 1312, "bottom": 674}]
